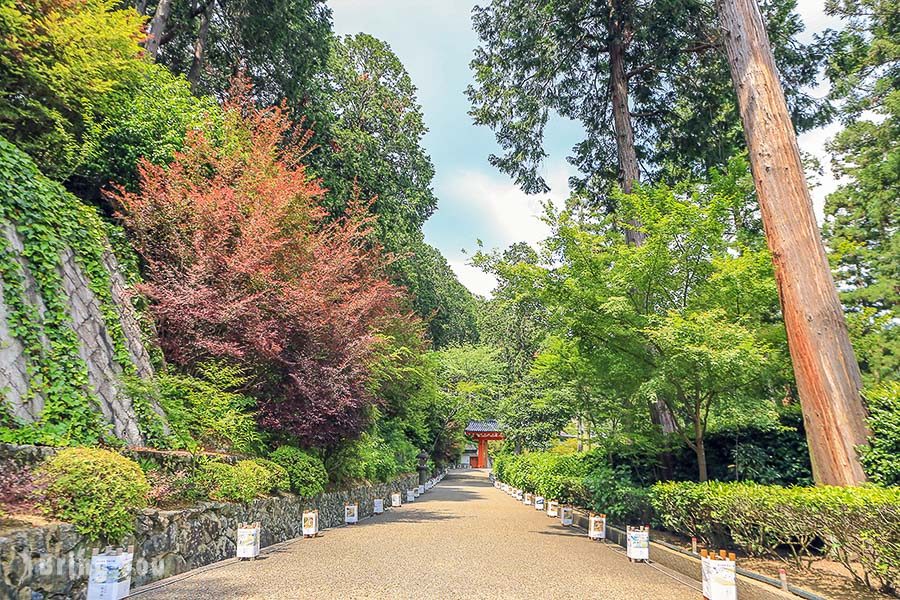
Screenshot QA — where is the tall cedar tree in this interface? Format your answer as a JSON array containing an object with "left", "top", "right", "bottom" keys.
[
  {"left": 822, "top": 0, "right": 899, "bottom": 383},
  {"left": 115, "top": 78, "right": 416, "bottom": 447},
  {"left": 467, "top": 0, "right": 826, "bottom": 205}
]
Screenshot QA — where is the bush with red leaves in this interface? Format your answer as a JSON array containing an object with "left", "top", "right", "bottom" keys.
[
  {"left": 0, "top": 460, "right": 44, "bottom": 516},
  {"left": 115, "top": 77, "right": 417, "bottom": 447}
]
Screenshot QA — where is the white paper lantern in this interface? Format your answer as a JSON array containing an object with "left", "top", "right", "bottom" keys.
[
  {"left": 87, "top": 547, "right": 133, "bottom": 600},
  {"left": 236, "top": 522, "right": 261, "bottom": 558},
  {"left": 626, "top": 526, "right": 650, "bottom": 561},
  {"left": 523, "top": 492, "right": 533, "bottom": 505},
  {"left": 547, "top": 500, "right": 559, "bottom": 518},
  {"left": 588, "top": 514, "right": 607, "bottom": 540},
  {"left": 418, "top": 484, "right": 425, "bottom": 495},
  {"left": 391, "top": 492, "right": 402, "bottom": 507},
  {"left": 560, "top": 506, "right": 574, "bottom": 526},
  {"left": 701, "top": 554, "right": 737, "bottom": 600},
  {"left": 374, "top": 498, "right": 384, "bottom": 514},
  {"left": 302, "top": 510, "right": 319, "bottom": 537},
  {"left": 406, "top": 489, "right": 416, "bottom": 502},
  {"left": 515, "top": 489, "right": 523, "bottom": 501},
  {"left": 534, "top": 496, "right": 545, "bottom": 510},
  {"left": 345, "top": 504, "right": 358, "bottom": 524}
]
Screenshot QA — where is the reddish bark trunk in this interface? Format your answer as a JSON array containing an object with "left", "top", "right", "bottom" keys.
[{"left": 715, "top": 0, "right": 869, "bottom": 485}]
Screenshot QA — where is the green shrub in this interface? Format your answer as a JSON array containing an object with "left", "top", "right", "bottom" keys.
[
  {"left": 323, "top": 430, "right": 416, "bottom": 485},
  {"left": 648, "top": 481, "right": 900, "bottom": 595},
  {"left": 860, "top": 381, "right": 900, "bottom": 486},
  {"left": 38, "top": 448, "right": 149, "bottom": 542},
  {"left": 80, "top": 67, "right": 221, "bottom": 192},
  {"left": 193, "top": 460, "right": 274, "bottom": 503},
  {"left": 252, "top": 458, "right": 289, "bottom": 493},
  {"left": 128, "top": 364, "right": 263, "bottom": 454},
  {"left": 584, "top": 463, "right": 651, "bottom": 524},
  {"left": 492, "top": 451, "right": 589, "bottom": 505},
  {"left": 270, "top": 446, "right": 328, "bottom": 497}
]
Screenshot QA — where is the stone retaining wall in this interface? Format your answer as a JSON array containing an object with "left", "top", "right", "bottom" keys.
[
  {"left": 0, "top": 443, "right": 239, "bottom": 470},
  {"left": 0, "top": 474, "right": 418, "bottom": 599}
]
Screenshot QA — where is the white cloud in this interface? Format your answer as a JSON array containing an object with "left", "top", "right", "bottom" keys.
[
  {"left": 448, "top": 259, "right": 497, "bottom": 298},
  {"left": 444, "top": 160, "right": 572, "bottom": 251}
]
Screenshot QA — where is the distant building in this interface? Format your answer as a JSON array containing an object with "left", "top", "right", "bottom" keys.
[
  {"left": 463, "top": 420, "right": 503, "bottom": 468},
  {"left": 458, "top": 443, "right": 478, "bottom": 467}
]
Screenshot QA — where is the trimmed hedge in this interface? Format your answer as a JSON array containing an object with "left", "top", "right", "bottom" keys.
[
  {"left": 649, "top": 481, "right": 900, "bottom": 595},
  {"left": 494, "top": 450, "right": 900, "bottom": 595},
  {"left": 251, "top": 458, "right": 290, "bottom": 493},
  {"left": 38, "top": 448, "right": 149, "bottom": 542},
  {"left": 493, "top": 452, "right": 588, "bottom": 504}
]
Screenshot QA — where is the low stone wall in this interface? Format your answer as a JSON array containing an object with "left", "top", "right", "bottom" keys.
[
  {"left": 0, "top": 474, "right": 418, "bottom": 599},
  {"left": 0, "top": 442, "right": 240, "bottom": 470}
]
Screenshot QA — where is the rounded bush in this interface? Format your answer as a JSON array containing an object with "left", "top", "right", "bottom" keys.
[
  {"left": 194, "top": 460, "right": 273, "bottom": 503},
  {"left": 252, "top": 458, "right": 290, "bottom": 492},
  {"left": 39, "top": 448, "right": 149, "bottom": 542},
  {"left": 269, "top": 446, "right": 327, "bottom": 497}
]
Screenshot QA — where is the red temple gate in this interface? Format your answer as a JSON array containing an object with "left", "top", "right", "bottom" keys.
[{"left": 464, "top": 420, "right": 503, "bottom": 468}]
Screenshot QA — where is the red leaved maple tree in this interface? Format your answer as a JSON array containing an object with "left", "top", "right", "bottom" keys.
[{"left": 115, "top": 78, "right": 414, "bottom": 447}]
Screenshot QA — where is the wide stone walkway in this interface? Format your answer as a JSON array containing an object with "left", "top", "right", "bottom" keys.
[{"left": 131, "top": 470, "right": 699, "bottom": 599}]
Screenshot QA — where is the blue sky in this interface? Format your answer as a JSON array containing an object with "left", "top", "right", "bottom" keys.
[{"left": 330, "top": 0, "right": 843, "bottom": 297}]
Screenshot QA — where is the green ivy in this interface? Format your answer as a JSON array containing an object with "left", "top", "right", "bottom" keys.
[{"left": 0, "top": 137, "right": 149, "bottom": 444}]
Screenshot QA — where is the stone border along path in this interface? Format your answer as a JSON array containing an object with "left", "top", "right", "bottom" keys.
[{"left": 130, "top": 470, "right": 700, "bottom": 599}]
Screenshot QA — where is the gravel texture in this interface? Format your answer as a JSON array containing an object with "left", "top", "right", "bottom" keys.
[{"left": 131, "top": 470, "right": 699, "bottom": 599}]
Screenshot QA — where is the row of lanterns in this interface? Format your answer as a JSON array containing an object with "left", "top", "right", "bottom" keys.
[
  {"left": 87, "top": 472, "right": 448, "bottom": 600},
  {"left": 297, "top": 472, "right": 446, "bottom": 540},
  {"left": 491, "top": 477, "right": 737, "bottom": 600}
]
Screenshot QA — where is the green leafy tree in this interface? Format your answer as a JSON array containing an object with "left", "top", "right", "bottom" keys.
[
  {"left": 0, "top": 0, "right": 147, "bottom": 179},
  {"left": 480, "top": 163, "right": 792, "bottom": 481},
  {"left": 424, "top": 345, "right": 505, "bottom": 462},
  {"left": 321, "top": 33, "right": 437, "bottom": 241},
  {"left": 320, "top": 33, "right": 477, "bottom": 347},
  {"left": 496, "top": 381, "right": 573, "bottom": 452},
  {"left": 399, "top": 242, "right": 480, "bottom": 348},
  {"left": 149, "top": 0, "right": 332, "bottom": 108},
  {"left": 822, "top": 0, "right": 898, "bottom": 383},
  {"left": 858, "top": 381, "right": 900, "bottom": 486},
  {"left": 475, "top": 242, "right": 548, "bottom": 382},
  {"left": 75, "top": 67, "right": 221, "bottom": 199}
]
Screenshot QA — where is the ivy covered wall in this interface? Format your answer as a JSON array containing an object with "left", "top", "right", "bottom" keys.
[{"left": 0, "top": 137, "right": 167, "bottom": 446}]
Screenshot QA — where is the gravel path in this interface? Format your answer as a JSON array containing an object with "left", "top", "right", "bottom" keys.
[{"left": 131, "top": 470, "right": 699, "bottom": 599}]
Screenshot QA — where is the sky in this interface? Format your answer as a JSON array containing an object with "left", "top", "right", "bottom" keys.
[{"left": 329, "top": 0, "right": 844, "bottom": 297}]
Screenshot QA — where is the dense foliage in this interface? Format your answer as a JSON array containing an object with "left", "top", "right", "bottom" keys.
[
  {"left": 0, "top": 0, "right": 147, "bottom": 180},
  {"left": 38, "top": 448, "right": 149, "bottom": 542},
  {"left": 124, "top": 363, "right": 262, "bottom": 454},
  {"left": 270, "top": 446, "right": 328, "bottom": 497},
  {"left": 822, "top": 0, "right": 899, "bottom": 385},
  {"left": 319, "top": 33, "right": 478, "bottom": 347},
  {"left": 0, "top": 138, "right": 137, "bottom": 446},
  {"left": 467, "top": 0, "right": 827, "bottom": 197},
  {"left": 116, "top": 79, "right": 413, "bottom": 447},
  {"left": 859, "top": 381, "right": 900, "bottom": 486},
  {"left": 477, "top": 164, "right": 791, "bottom": 481},
  {"left": 194, "top": 460, "right": 285, "bottom": 503},
  {"left": 649, "top": 481, "right": 900, "bottom": 594}
]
